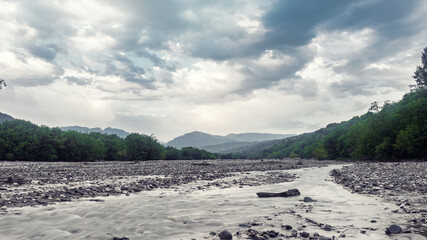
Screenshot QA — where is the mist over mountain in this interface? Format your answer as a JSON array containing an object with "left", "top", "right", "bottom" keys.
[
  {"left": 166, "top": 131, "right": 294, "bottom": 150},
  {"left": 60, "top": 126, "right": 130, "bottom": 138}
]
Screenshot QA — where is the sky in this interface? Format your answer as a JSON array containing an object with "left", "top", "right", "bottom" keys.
[{"left": 0, "top": 0, "right": 426, "bottom": 142}]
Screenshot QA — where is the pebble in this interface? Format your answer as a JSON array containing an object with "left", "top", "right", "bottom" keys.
[{"left": 0, "top": 159, "right": 335, "bottom": 208}]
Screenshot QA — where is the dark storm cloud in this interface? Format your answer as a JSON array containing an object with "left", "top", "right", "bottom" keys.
[
  {"left": 261, "top": 0, "right": 349, "bottom": 48},
  {"left": 256, "top": 0, "right": 425, "bottom": 97}
]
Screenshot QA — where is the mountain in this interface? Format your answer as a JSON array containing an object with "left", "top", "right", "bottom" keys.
[
  {"left": 0, "top": 112, "right": 14, "bottom": 123},
  {"left": 166, "top": 131, "right": 294, "bottom": 150},
  {"left": 167, "top": 131, "right": 234, "bottom": 149},
  {"left": 60, "top": 126, "right": 130, "bottom": 138}
]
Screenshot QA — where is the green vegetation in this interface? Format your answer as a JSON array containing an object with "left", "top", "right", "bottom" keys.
[
  {"left": 245, "top": 89, "right": 426, "bottom": 160},
  {"left": 0, "top": 120, "right": 217, "bottom": 161}
]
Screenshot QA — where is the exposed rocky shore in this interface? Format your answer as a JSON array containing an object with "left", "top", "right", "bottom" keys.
[
  {"left": 330, "top": 162, "right": 427, "bottom": 237},
  {"left": 0, "top": 159, "right": 335, "bottom": 209}
]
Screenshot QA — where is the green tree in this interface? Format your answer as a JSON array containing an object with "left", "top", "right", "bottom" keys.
[{"left": 413, "top": 47, "right": 427, "bottom": 89}]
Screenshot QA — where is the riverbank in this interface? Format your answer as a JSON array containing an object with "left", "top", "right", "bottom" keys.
[
  {"left": 331, "top": 162, "right": 427, "bottom": 237},
  {"left": 0, "top": 159, "right": 336, "bottom": 209}
]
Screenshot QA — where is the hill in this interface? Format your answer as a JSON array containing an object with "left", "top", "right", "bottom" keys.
[
  {"left": 242, "top": 89, "right": 427, "bottom": 160},
  {"left": 167, "top": 131, "right": 233, "bottom": 149},
  {"left": 60, "top": 126, "right": 130, "bottom": 138},
  {"left": 166, "top": 131, "right": 293, "bottom": 150}
]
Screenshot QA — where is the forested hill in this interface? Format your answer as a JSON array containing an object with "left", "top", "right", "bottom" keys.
[
  {"left": 0, "top": 120, "right": 217, "bottom": 162},
  {"left": 244, "top": 89, "right": 427, "bottom": 160}
]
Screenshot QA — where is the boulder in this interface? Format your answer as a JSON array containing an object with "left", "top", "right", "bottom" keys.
[
  {"left": 218, "top": 230, "right": 232, "bottom": 240},
  {"left": 257, "top": 189, "right": 300, "bottom": 198},
  {"left": 385, "top": 224, "right": 402, "bottom": 235}
]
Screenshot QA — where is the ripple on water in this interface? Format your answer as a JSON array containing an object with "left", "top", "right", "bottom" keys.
[{"left": 0, "top": 165, "right": 425, "bottom": 240}]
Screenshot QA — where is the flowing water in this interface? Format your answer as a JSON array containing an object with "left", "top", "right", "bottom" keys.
[{"left": 0, "top": 165, "right": 425, "bottom": 240}]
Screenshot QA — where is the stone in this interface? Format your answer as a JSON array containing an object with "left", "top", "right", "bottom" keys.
[
  {"left": 114, "top": 187, "right": 122, "bottom": 193},
  {"left": 303, "top": 196, "right": 317, "bottom": 202},
  {"left": 6, "top": 175, "right": 25, "bottom": 185},
  {"left": 257, "top": 189, "right": 300, "bottom": 198},
  {"left": 385, "top": 224, "right": 402, "bottom": 235},
  {"left": 291, "top": 230, "right": 298, "bottom": 237},
  {"left": 300, "top": 231, "right": 309, "bottom": 238},
  {"left": 218, "top": 230, "right": 232, "bottom": 240},
  {"left": 322, "top": 225, "right": 333, "bottom": 231},
  {"left": 281, "top": 224, "right": 293, "bottom": 230},
  {"left": 1, "top": 206, "right": 7, "bottom": 211}
]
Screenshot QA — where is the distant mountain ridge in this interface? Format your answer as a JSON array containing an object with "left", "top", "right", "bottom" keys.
[
  {"left": 166, "top": 131, "right": 294, "bottom": 151},
  {"left": 60, "top": 126, "right": 130, "bottom": 138}
]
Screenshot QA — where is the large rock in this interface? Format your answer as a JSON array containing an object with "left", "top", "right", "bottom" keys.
[
  {"left": 218, "top": 230, "right": 232, "bottom": 240},
  {"left": 257, "top": 188, "right": 300, "bottom": 198},
  {"left": 386, "top": 224, "right": 402, "bottom": 235}
]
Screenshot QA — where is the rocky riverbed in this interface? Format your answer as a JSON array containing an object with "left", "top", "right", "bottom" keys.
[
  {"left": 330, "top": 162, "right": 427, "bottom": 237},
  {"left": 0, "top": 159, "right": 335, "bottom": 209}
]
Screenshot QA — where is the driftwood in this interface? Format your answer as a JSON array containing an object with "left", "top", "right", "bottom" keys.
[{"left": 256, "top": 188, "right": 300, "bottom": 198}]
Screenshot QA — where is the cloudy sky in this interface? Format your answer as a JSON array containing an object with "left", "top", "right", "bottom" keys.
[{"left": 1, "top": 0, "right": 426, "bottom": 142}]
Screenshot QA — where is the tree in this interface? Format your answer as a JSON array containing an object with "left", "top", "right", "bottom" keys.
[
  {"left": 413, "top": 47, "right": 427, "bottom": 89},
  {"left": 369, "top": 101, "right": 380, "bottom": 113},
  {"left": 0, "top": 79, "right": 6, "bottom": 90}
]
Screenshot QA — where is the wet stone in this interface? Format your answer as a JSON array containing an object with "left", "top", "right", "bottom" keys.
[
  {"left": 386, "top": 224, "right": 403, "bottom": 235},
  {"left": 218, "top": 230, "right": 232, "bottom": 240}
]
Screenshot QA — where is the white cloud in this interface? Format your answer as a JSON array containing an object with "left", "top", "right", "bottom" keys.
[{"left": 1, "top": 0, "right": 426, "bottom": 142}]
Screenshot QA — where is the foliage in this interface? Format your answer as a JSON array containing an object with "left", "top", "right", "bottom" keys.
[
  {"left": 413, "top": 47, "right": 427, "bottom": 89},
  {"left": 243, "top": 89, "right": 427, "bottom": 160},
  {"left": 0, "top": 120, "right": 217, "bottom": 161}
]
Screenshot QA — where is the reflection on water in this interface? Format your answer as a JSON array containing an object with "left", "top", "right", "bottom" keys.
[{"left": 0, "top": 165, "right": 425, "bottom": 240}]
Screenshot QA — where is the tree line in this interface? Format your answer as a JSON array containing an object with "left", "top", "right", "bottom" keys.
[{"left": 0, "top": 120, "right": 217, "bottom": 161}]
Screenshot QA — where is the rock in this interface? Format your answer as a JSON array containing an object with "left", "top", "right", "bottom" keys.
[
  {"left": 6, "top": 175, "right": 25, "bottom": 185},
  {"left": 303, "top": 197, "right": 317, "bottom": 202},
  {"left": 218, "top": 230, "right": 232, "bottom": 240},
  {"left": 265, "top": 230, "right": 278, "bottom": 237},
  {"left": 291, "top": 229, "right": 298, "bottom": 237},
  {"left": 322, "top": 225, "right": 333, "bottom": 231},
  {"left": 300, "top": 231, "right": 309, "bottom": 238},
  {"left": 257, "top": 189, "right": 300, "bottom": 198},
  {"left": 281, "top": 224, "right": 293, "bottom": 230},
  {"left": 385, "top": 224, "right": 402, "bottom": 235},
  {"left": 1, "top": 206, "right": 7, "bottom": 211},
  {"left": 114, "top": 187, "right": 122, "bottom": 193}
]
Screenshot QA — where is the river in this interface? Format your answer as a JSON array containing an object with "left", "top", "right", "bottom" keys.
[{"left": 0, "top": 164, "right": 424, "bottom": 240}]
